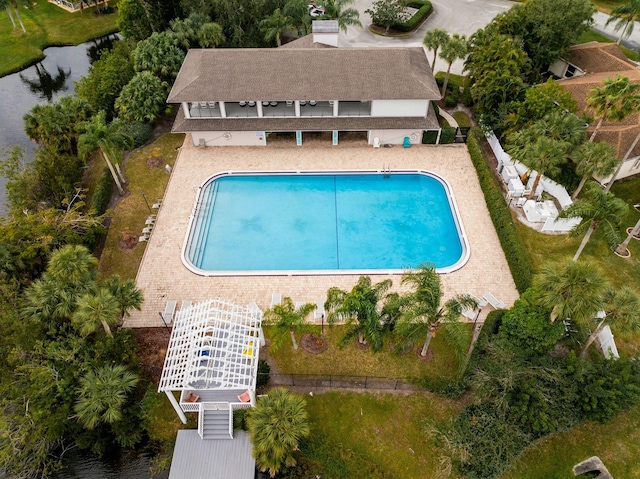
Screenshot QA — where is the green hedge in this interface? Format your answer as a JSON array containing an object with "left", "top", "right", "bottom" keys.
[
  {"left": 91, "top": 167, "right": 113, "bottom": 216},
  {"left": 440, "top": 126, "right": 457, "bottom": 144},
  {"left": 391, "top": 0, "right": 433, "bottom": 32},
  {"left": 467, "top": 132, "right": 533, "bottom": 293},
  {"left": 422, "top": 130, "right": 438, "bottom": 144}
]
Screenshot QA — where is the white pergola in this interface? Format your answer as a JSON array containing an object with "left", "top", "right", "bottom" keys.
[{"left": 158, "top": 299, "right": 264, "bottom": 423}]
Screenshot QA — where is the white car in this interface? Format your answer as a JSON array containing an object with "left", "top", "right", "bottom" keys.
[{"left": 308, "top": 3, "right": 325, "bottom": 17}]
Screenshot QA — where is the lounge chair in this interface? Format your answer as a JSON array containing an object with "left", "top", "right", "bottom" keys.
[
  {"left": 138, "top": 235, "right": 149, "bottom": 243},
  {"left": 152, "top": 200, "right": 162, "bottom": 209},
  {"left": 163, "top": 300, "right": 177, "bottom": 324},
  {"left": 180, "top": 300, "right": 192, "bottom": 312},
  {"left": 373, "top": 137, "right": 380, "bottom": 148},
  {"left": 237, "top": 390, "right": 251, "bottom": 403},
  {"left": 270, "top": 293, "right": 282, "bottom": 309},
  {"left": 142, "top": 226, "right": 153, "bottom": 234},
  {"left": 483, "top": 292, "right": 507, "bottom": 310},
  {"left": 314, "top": 299, "right": 325, "bottom": 321}
]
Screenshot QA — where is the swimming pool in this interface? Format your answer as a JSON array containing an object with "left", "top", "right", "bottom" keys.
[{"left": 182, "top": 171, "right": 469, "bottom": 275}]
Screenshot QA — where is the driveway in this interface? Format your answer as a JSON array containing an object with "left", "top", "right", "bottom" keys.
[
  {"left": 340, "top": 0, "right": 515, "bottom": 75},
  {"left": 591, "top": 11, "right": 640, "bottom": 51}
]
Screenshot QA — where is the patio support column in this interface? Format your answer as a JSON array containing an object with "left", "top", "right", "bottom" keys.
[
  {"left": 333, "top": 100, "right": 339, "bottom": 117},
  {"left": 249, "top": 389, "right": 256, "bottom": 407},
  {"left": 165, "top": 390, "right": 187, "bottom": 424},
  {"left": 259, "top": 326, "right": 266, "bottom": 347},
  {"left": 294, "top": 101, "right": 301, "bottom": 117},
  {"left": 182, "top": 102, "right": 191, "bottom": 119},
  {"left": 257, "top": 101, "right": 264, "bottom": 117},
  {"left": 436, "top": 128, "right": 442, "bottom": 144},
  {"left": 219, "top": 101, "right": 227, "bottom": 118}
]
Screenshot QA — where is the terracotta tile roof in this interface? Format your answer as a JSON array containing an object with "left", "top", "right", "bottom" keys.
[
  {"left": 171, "top": 107, "right": 440, "bottom": 132},
  {"left": 167, "top": 47, "right": 440, "bottom": 103},
  {"left": 566, "top": 42, "right": 638, "bottom": 73}
]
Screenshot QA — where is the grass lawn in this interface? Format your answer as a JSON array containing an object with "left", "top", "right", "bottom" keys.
[
  {"left": 0, "top": 0, "right": 119, "bottom": 77},
  {"left": 266, "top": 324, "right": 470, "bottom": 380},
  {"left": 98, "top": 132, "right": 184, "bottom": 279},
  {"left": 576, "top": 28, "right": 640, "bottom": 62},
  {"left": 499, "top": 404, "right": 640, "bottom": 479},
  {"left": 452, "top": 111, "right": 471, "bottom": 127},
  {"left": 302, "top": 391, "right": 466, "bottom": 478},
  {"left": 591, "top": 0, "right": 627, "bottom": 14}
]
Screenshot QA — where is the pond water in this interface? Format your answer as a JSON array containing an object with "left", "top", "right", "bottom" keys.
[
  {"left": 0, "top": 34, "right": 119, "bottom": 215},
  {"left": 53, "top": 448, "right": 169, "bottom": 479}
]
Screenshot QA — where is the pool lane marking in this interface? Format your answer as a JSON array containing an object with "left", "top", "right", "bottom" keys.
[{"left": 333, "top": 175, "right": 340, "bottom": 269}]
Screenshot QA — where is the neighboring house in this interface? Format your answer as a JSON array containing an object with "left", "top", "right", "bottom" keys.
[
  {"left": 166, "top": 22, "right": 441, "bottom": 147},
  {"left": 553, "top": 42, "right": 640, "bottom": 182}
]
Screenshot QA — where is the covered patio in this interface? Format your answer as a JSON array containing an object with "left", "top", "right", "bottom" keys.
[{"left": 158, "top": 299, "right": 264, "bottom": 440}]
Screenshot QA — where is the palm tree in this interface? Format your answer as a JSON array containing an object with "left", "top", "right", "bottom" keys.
[
  {"left": 0, "top": 0, "right": 26, "bottom": 32},
  {"left": 325, "top": 276, "right": 392, "bottom": 352},
  {"left": 320, "top": 0, "right": 362, "bottom": 33},
  {"left": 604, "top": 129, "right": 640, "bottom": 192},
  {"left": 586, "top": 75, "right": 640, "bottom": 142},
  {"left": 581, "top": 286, "right": 640, "bottom": 358},
  {"left": 71, "top": 288, "right": 120, "bottom": 337},
  {"left": 197, "top": 22, "right": 225, "bottom": 47},
  {"left": 47, "top": 244, "right": 99, "bottom": 287},
  {"left": 571, "top": 141, "right": 619, "bottom": 199},
  {"left": 259, "top": 8, "right": 296, "bottom": 47},
  {"left": 246, "top": 388, "right": 310, "bottom": 478},
  {"left": 439, "top": 34, "right": 468, "bottom": 97},
  {"left": 506, "top": 134, "right": 568, "bottom": 199},
  {"left": 395, "top": 263, "right": 475, "bottom": 358},
  {"left": 264, "top": 297, "right": 316, "bottom": 351},
  {"left": 560, "top": 182, "right": 628, "bottom": 261},
  {"left": 78, "top": 111, "right": 133, "bottom": 195},
  {"left": 615, "top": 217, "right": 640, "bottom": 256},
  {"left": 533, "top": 259, "right": 606, "bottom": 323},
  {"left": 74, "top": 364, "right": 139, "bottom": 429},
  {"left": 423, "top": 29, "right": 450, "bottom": 71},
  {"left": 605, "top": 0, "right": 640, "bottom": 44},
  {"left": 103, "top": 275, "right": 144, "bottom": 318},
  {"left": 284, "top": 0, "right": 312, "bottom": 36},
  {"left": 532, "top": 111, "right": 587, "bottom": 150}
]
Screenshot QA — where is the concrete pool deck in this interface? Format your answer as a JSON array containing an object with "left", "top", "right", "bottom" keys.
[{"left": 125, "top": 136, "right": 519, "bottom": 328}]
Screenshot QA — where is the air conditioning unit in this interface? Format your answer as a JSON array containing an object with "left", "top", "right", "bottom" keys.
[{"left": 198, "top": 138, "right": 206, "bottom": 148}]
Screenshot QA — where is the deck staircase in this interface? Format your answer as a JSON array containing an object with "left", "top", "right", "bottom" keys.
[{"left": 200, "top": 408, "right": 233, "bottom": 440}]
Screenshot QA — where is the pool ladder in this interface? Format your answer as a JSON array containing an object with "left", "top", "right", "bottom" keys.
[{"left": 382, "top": 164, "right": 391, "bottom": 178}]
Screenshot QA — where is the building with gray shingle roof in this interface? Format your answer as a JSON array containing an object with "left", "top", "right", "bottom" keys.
[{"left": 167, "top": 31, "right": 441, "bottom": 147}]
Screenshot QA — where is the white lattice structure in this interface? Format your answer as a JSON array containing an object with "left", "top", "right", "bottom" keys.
[{"left": 158, "top": 299, "right": 264, "bottom": 425}]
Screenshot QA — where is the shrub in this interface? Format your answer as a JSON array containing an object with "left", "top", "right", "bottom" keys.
[
  {"left": 422, "top": 130, "right": 438, "bottom": 144},
  {"left": 256, "top": 359, "right": 271, "bottom": 387},
  {"left": 444, "top": 94, "right": 458, "bottom": 108},
  {"left": 118, "top": 121, "right": 154, "bottom": 149},
  {"left": 467, "top": 131, "right": 534, "bottom": 292},
  {"left": 233, "top": 408, "right": 248, "bottom": 430},
  {"left": 91, "top": 168, "right": 113, "bottom": 216},
  {"left": 419, "top": 376, "right": 468, "bottom": 398},
  {"left": 391, "top": 0, "right": 433, "bottom": 32},
  {"left": 440, "top": 126, "right": 457, "bottom": 144}
]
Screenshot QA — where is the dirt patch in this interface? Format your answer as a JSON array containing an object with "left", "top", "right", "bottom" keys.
[
  {"left": 355, "top": 337, "right": 370, "bottom": 350},
  {"left": 118, "top": 230, "right": 139, "bottom": 251},
  {"left": 415, "top": 347, "right": 434, "bottom": 362},
  {"left": 300, "top": 334, "right": 328, "bottom": 354},
  {"left": 146, "top": 156, "right": 164, "bottom": 169},
  {"left": 133, "top": 327, "right": 171, "bottom": 384}
]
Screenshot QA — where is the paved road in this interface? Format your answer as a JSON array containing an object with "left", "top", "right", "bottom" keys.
[
  {"left": 340, "top": 0, "right": 514, "bottom": 75},
  {"left": 591, "top": 11, "right": 640, "bottom": 52}
]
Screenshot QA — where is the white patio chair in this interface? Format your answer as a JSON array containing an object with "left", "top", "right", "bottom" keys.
[
  {"left": 373, "top": 137, "right": 380, "bottom": 148},
  {"left": 483, "top": 292, "right": 507, "bottom": 310},
  {"left": 270, "top": 293, "right": 282, "bottom": 309},
  {"left": 314, "top": 300, "right": 325, "bottom": 321},
  {"left": 163, "top": 300, "right": 177, "bottom": 324}
]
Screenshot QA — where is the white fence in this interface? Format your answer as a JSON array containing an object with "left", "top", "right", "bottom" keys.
[
  {"left": 597, "top": 325, "right": 619, "bottom": 359},
  {"left": 485, "top": 132, "right": 580, "bottom": 233}
]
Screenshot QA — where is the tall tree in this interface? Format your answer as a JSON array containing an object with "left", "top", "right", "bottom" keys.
[
  {"left": 246, "top": 388, "right": 310, "bottom": 478},
  {"left": 423, "top": 28, "right": 450, "bottom": 72},
  {"left": 605, "top": 0, "right": 640, "bottom": 44},
  {"left": 77, "top": 111, "right": 134, "bottom": 195},
  {"left": 439, "top": 34, "right": 468, "bottom": 97},
  {"left": 395, "top": 263, "right": 475, "bottom": 358},
  {"left": 580, "top": 286, "right": 640, "bottom": 358},
  {"left": 284, "top": 0, "right": 313, "bottom": 36},
  {"left": 103, "top": 275, "right": 144, "bottom": 319},
  {"left": 115, "top": 71, "right": 168, "bottom": 123},
  {"left": 325, "top": 276, "right": 392, "bottom": 352},
  {"left": 365, "top": 0, "right": 409, "bottom": 34},
  {"left": 259, "top": 8, "right": 296, "bottom": 47},
  {"left": 74, "top": 365, "right": 139, "bottom": 429},
  {"left": 72, "top": 288, "right": 120, "bottom": 338},
  {"left": 560, "top": 183, "right": 629, "bottom": 261},
  {"left": 571, "top": 141, "right": 619, "bottom": 199},
  {"left": 265, "top": 297, "right": 316, "bottom": 351},
  {"left": 533, "top": 259, "right": 606, "bottom": 323},
  {"left": 117, "top": 0, "right": 158, "bottom": 42},
  {"left": 132, "top": 31, "right": 186, "bottom": 81},
  {"left": 586, "top": 75, "right": 640, "bottom": 142},
  {"left": 321, "top": 0, "right": 362, "bottom": 33}
]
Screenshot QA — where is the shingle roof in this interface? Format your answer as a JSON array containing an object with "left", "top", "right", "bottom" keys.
[
  {"left": 566, "top": 42, "right": 638, "bottom": 74},
  {"left": 171, "top": 106, "right": 440, "bottom": 133},
  {"left": 167, "top": 47, "right": 440, "bottom": 103}
]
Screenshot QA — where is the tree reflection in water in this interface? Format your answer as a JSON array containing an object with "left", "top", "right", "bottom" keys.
[{"left": 19, "top": 63, "right": 71, "bottom": 102}]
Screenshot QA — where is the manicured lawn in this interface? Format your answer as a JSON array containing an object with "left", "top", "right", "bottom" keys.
[
  {"left": 0, "top": 0, "right": 119, "bottom": 77},
  {"left": 98, "top": 133, "right": 184, "bottom": 279},
  {"left": 499, "top": 404, "right": 640, "bottom": 479},
  {"left": 453, "top": 111, "right": 471, "bottom": 127},
  {"left": 266, "top": 324, "right": 470, "bottom": 380},
  {"left": 302, "top": 391, "right": 466, "bottom": 478}
]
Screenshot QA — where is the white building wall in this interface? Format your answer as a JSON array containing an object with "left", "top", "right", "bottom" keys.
[
  {"left": 190, "top": 131, "right": 267, "bottom": 147},
  {"left": 597, "top": 156, "right": 640, "bottom": 184},
  {"left": 368, "top": 129, "right": 422, "bottom": 145},
  {"left": 370, "top": 100, "right": 428, "bottom": 117}
]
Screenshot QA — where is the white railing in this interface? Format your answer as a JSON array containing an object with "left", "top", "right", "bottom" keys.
[{"left": 198, "top": 407, "right": 205, "bottom": 439}]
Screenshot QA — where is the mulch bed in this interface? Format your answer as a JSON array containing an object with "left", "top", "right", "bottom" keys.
[
  {"left": 300, "top": 334, "right": 328, "bottom": 354},
  {"left": 118, "top": 231, "right": 139, "bottom": 251},
  {"left": 146, "top": 156, "right": 164, "bottom": 169},
  {"left": 415, "top": 347, "right": 434, "bottom": 362},
  {"left": 133, "top": 327, "right": 172, "bottom": 384},
  {"left": 355, "top": 337, "right": 371, "bottom": 350}
]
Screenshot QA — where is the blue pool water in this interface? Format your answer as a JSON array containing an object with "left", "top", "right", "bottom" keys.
[{"left": 184, "top": 172, "right": 466, "bottom": 273}]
